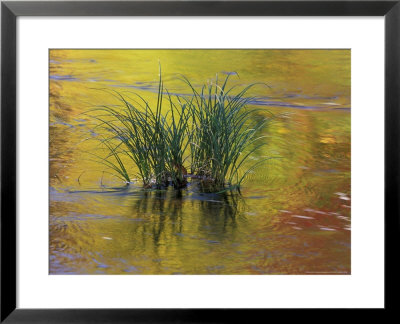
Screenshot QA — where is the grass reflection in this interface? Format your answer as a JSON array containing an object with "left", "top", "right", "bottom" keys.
[{"left": 127, "top": 188, "right": 244, "bottom": 249}]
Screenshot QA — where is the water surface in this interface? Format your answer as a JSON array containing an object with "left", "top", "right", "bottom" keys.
[{"left": 50, "top": 49, "right": 350, "bottom": 274}]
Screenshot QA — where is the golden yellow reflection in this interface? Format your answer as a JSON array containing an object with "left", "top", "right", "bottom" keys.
[{"left": 50, "top": 50, "right": 350, "bottom": 274}]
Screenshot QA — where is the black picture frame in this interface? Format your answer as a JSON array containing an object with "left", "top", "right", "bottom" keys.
[{"left": 1, "top": 0, "right": 399, "bottom": 322}]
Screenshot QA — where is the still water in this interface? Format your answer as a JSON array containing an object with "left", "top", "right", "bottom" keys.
[{"left": 50, "top": 50, "right": 350, "bottom": 274}]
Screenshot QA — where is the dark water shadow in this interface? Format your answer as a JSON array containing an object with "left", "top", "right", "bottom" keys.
[{"left": 120, "top": 188, "right": 246, "bottom": 249}]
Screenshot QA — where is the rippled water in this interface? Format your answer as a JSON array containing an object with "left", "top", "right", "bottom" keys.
[{"left": 50, "top": 49, "right": 350, "bottom": 274}]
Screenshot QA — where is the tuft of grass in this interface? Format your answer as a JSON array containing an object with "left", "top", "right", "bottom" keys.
[
  {"left": 88, "top": 91, "right": 154, "bottom": 187},
  {"left": 164, "top": 90, "right": 193, "bottom": 188},
  {"left": 87, "top": 70, "right": 270, "bottom": 192},
  {"left": 181, "top": 74, "right": 270, "bottom": 192},
  {"left": 87, "top": 69, "right": 192, "bottom": 189}
]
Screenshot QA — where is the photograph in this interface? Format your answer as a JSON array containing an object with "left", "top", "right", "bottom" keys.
[{"left": 49, "top": 49, "right": 351, "bottom": 275}]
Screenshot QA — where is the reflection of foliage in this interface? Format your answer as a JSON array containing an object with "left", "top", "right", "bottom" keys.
[
  {"left": 128, "top": 189, "right": 245, "bottom": 247},
  {"left": 88, "top": 69, "right": 271, "bottom": 192},
  {"left": 197, "top": 193, "right": 243, "bottom": 232}
]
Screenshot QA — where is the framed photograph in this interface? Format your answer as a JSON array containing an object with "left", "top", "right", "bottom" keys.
[{"left": 1, "top": 0, "right": 398, "bottom": 321}]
